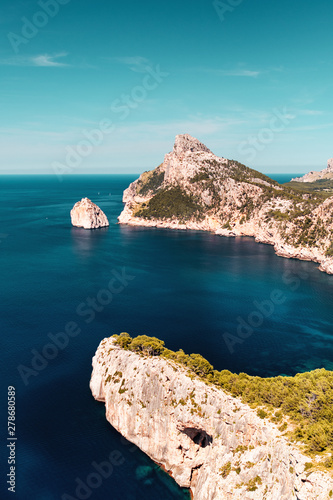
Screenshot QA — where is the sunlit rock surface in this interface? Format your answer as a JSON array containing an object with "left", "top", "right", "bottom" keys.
[
  {"left": 90, "top": 337, "right": 333, "bottom": 500},
  {"left": 118, "top": 134, "right": 333, "bottom": 275},
  {"left": 71, "top": 198, "right": 109, "bottom": 229}
]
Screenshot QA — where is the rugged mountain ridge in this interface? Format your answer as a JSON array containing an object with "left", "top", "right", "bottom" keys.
[
  {"left": 291, "top": 159, "right": 333, "bottom": 183},
  {"left": 90, "top": 336, "right": 333, "bottom": 500},
  {"left": 118, "top": 134, "right": 333, "bottom": 274}
]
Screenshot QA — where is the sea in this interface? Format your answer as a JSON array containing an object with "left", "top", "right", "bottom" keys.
[{"left": 1, "top": 173, "right": 332, "bottom": 500}]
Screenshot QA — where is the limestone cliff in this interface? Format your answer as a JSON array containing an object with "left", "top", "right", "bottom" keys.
[
  {"left": 291, "top": 159, "right": 333, "bottom": 183},
  {"left": 71, "top": 198, "right": 109, "bottom": 229},
  {"left": 118, "top": 134, "right": 333, "bottom": 274},
  {"left": 90, "top": 337, "right": 333, "bottom": 500}
]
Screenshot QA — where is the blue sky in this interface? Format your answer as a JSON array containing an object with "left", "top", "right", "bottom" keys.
[{"left": 0, "top": 0, "right": 332, "bottom": 175}]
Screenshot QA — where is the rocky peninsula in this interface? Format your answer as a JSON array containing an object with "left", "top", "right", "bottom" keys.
[
  {"left": 90, "top": 335, "right": 333, "bottom": 500},
  {"left": 291, "top": 159, "right": 333, "bottom": 183},
  {"left": 71, "top": 198, "right": 109, "bottom": 229},
  {"left": 118, "top": 134, "right": 333, "bottom": 275}
]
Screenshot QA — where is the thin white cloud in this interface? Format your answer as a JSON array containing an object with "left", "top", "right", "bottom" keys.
[
  {"left": 298, "top": 109, "right": 324, "bottom": 116},
  {"left": 32, "top": 53, "right": 68, "bottom": 67},
  {"left": 189, "top": 66, "right": 260, "bottom": 78},
  {"left": 110, "top": 56, "right": 151, "bottom": 73},
  {"left": 222, "top": 69, "right": 260, "bottom": 77},
  {"left": 289, "top": 122, "right": 333, "bottom": 132},
  {"left": 0, "top": 53, "right": 69, "bottom": 67},
  {"left": 0, "top": 115, "right": 331, "bottom": 174}
]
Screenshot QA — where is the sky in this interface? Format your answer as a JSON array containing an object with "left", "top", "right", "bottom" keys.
[{"left": 0, "top": 0, "right": 332, "bottom": 175}]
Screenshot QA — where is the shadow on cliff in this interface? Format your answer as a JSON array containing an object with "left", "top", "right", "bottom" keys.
[{"left": 178, "top": 424, "right": 213, "bottom": 448}]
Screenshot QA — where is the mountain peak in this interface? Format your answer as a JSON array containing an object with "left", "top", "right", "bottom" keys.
[
  {"left": 327, "top": 158, "right": 333, "bottom": 172},
  {"left": 173, "top": 134, "right": 212, "bottom": 156}
]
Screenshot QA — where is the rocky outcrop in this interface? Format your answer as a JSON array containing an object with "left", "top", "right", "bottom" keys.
[
  {"left": 71, "top": 198, "right": 109, "bottom": 229},
  {"left": 118, "top": 134, "right": 333, "bottom": 275},
  {"left": 172, "top": 133, "right": 212, "bottom": 156},
  {"left": 291, "top": 159, "right": 333, "bottom": 183},
  {"left": 90, "top": 337, "right": 333, "bottom": 500}
]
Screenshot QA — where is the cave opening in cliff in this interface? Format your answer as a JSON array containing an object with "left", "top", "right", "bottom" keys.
[{"left": 181, "top": 427, "right": 213, "bottom": 448}]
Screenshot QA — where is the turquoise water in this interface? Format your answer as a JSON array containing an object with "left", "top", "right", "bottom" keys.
[{"left": 0, "top": 174, "right": 332, "bottom": 499}]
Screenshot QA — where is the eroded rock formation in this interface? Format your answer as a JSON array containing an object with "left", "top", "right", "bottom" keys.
[
  {"left": 291, "top": 158, "right": 333, "bottom": 183},
  {"left": 90, "top": 337, "right": 333, "bottom": 500},
  {"left": 71, "top": 198, "right": 109, "bottom": 229}
]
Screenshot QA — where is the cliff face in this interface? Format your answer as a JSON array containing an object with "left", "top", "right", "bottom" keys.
[
  {"left": 118, "top": 134, "right": 333, "bottom": 275},
  {"left": 291, "top": 159, "right": 333, "bottom": 183},
  {"left": 90, "top": 337, "right": 333, "bottom": 500},
  {"left": 71, "top": 198, "right": 109, "bottom": 229}
]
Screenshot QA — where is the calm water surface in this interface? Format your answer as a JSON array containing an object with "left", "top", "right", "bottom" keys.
[{"left": 0, "top": 174, "right": 332, "bottom": 500}]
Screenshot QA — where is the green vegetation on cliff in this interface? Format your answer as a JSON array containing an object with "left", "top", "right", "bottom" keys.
[
  {"left": 228, "top": 160, "right": 280, "bottom": 187},
  {"left": 136, "top": 168, "right": 165, "bottom": 196},
  {"left": 286, "top": 179, "right": 333, "bottom": 197},
  {"left": 134, "top": 186, "right": 204, "bottom": 221},
  {"left": 132, "top": 159, "right": 331, "bottom": 236},
  {"left": 326, "top": 242, "right": 333, "bottom": 257},
  {"left": 113, "top": 333, "right": 333, "bottom": 466}
]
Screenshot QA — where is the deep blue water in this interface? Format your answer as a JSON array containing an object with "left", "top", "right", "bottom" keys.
[
  {"left": 0, "top": 174, "right": 332, "bottom": 500},
  {"left": 269, "top": 173, "right": 303, "bottom": 183}
]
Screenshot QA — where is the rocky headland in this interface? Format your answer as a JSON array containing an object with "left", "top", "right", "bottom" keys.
[
  {"left": 71, "top": 198, "right": 109, "bottom": 229},
  {"left": 90, "top": 335, "right": 333, "bottom": 500},
  {"left": 291, "top": 159, "right": 333, "bottom": 183},
  {"left": 118, "top": 134, "right": 333, "bottom": 275}
]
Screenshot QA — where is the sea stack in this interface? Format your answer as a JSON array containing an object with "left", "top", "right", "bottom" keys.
[{"left": 71, "top": 198, "right": 109, "bottom": 229}]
